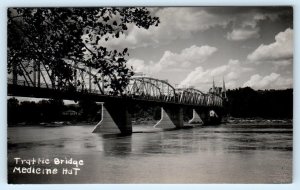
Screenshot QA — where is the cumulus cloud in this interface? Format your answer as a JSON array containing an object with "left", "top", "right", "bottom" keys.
[
  {"left": 247, "top": 28, "right": 293, "bottom": 62},
  {"left": 127, "top": 59, "right": 147, "bottom": 73},
  {"left": 179, "top": 59, "right": 253, "bottom": 91},
  {"left": 242, "top": 73, "right": 292, "bottom": 89},
  {"left": 127, "top": 45, "right": 217, "bottom": 74},
  {"left": 226, "top": 28, "right": 260, "bottom": 41}
]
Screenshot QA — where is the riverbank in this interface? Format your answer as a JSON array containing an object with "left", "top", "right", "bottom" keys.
[
  {"left": 7, "top": 116, "right": 292, "bottom": 128},
  {"left": 7, "top": 121, "right": 95, "bottom": 128},
  {"left": 226, "top": 117, "right": 292, "bottom": 125}
]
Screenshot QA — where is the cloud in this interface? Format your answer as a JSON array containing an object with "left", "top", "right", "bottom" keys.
[
  {"left": 211, "top": 7, "right": 291, "bottom": 41},
  {"left": 127, "top": 59, "right": 147, "bottom": 73},
  {"left": 247, "top": 28, "right": 293, "bottom": 62},
  {"left": 242, "top": 73, "right": 292, "bottom": 89},
  {"left": 127, "top": 45, "right": 217, "bottom": 74},
  {"left": 99, "top": 8, "right": 233, "bottom": 49},
  {"left": 226, "top": 28, "right": 260, "bottom": 41},
  {"left": 98, "top": 7, "right": 292, "bottom": 48},
  {"left": 179, "top": 59, "right": 253, "bottom": 91},
  {"left": 226, "top": 12, "right": 265, "bottom": 41},
  {"left": 222, "top": 8, "right": 289, "bottom": 41}
]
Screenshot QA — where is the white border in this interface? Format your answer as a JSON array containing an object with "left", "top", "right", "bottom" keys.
[{"left": 1, "top": 0, "right": 298, "bottom": 190}]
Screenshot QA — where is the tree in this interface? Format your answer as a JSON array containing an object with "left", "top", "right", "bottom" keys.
[
  {"left": 226, "top": 87, "right": 293, "bottom": 119},
  {"left": 8, "top": 8, "right": 159, "bottom": 95},
  {"left": 78, "top": 99, "right": 99, "bottom": 121},
  {"left": 7, "top": 98, "right": 19, "bottom": 124}
]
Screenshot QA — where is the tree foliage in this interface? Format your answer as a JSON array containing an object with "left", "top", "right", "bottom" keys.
[
  {"left": 7, "top": 98, "right": 65, "bottom": 124},
  {"left": 226, "top": 87, "right": 293, "bottom": 118},
  {"left": 8, "top": 8, "right": 159, "bottom": 95}
]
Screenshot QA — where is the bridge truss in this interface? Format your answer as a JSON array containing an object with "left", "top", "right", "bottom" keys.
[
  {"left": 8, "top": 61, "right": 224, "bottom": 107},
  {"left": 126, "top": 76, "right": 176, "bottom": 102}
]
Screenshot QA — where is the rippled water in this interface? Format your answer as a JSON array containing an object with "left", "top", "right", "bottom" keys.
[{"left": 7, "top": 123, "right": 292, "bottom": 183}]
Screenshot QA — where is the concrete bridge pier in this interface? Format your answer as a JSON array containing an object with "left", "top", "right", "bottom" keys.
[
  {"left": 92, "top": 102, "right": 132, "bottom": 135},
  {"left": 188, "top": 109, "right": 203, "bottom": 124},
  {"left": 196, "top": 107, "right": 222, "bottom": 125},
  {"left": 154, "top": 106, "right": 183, "bottom": 129}
]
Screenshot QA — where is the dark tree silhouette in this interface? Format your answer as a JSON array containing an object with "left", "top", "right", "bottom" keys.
[
  {"left": 226, "top": 87, "right": 293, "bottom": 119},
  {"left": 78, "top": 99, "right": 100, "bottom": 121},
  {"left": 7, "top": 98, "right": 65, "bottom": 124},
  {"left": 8, "top": 8, "right": 160, "bottom": 95},
  {"left": 7, "top": 98, "right": 19, "bottom": 124}
]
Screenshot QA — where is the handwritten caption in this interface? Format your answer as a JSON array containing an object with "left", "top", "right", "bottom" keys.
[{"left": 12, "top": 157, "right": 84, "bottom": 175}]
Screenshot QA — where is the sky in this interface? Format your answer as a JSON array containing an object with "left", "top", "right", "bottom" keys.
[{"left": 101, "top": 7, "right": 293, "bottom": 92}]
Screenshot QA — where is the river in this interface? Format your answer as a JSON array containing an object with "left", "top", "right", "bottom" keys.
[{"left": 7, "top": 123, "right": 292, "bottom": 184}]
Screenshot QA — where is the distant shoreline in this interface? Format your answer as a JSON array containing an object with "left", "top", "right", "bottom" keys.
[
  {"left": 226, "top": 117, "right": 292, "bottom": 125},
  {"left": 7, "top": 117, "right": 292, "bottom": 128}
]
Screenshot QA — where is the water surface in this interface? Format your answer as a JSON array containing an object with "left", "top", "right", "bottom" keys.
[{"left": 8, "top": 123, "right": 292, "bottom": 183}]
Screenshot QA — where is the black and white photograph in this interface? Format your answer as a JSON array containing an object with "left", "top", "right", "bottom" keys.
[{"left": 7, "top": 6, "right": 293, "bottom": 184}]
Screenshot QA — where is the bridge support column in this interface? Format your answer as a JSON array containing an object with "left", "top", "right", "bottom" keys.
[
  {"left": 188, "top": 109, "right": 203, "bottom": 124},
  {"left": 154, "top": 106, "right": 183, "bottom": 129},
  {"left": 193, "top": 108, "right": 222, "bottom": 125},
  {"left": 92, "top": 102, "right": 132, "bottom": 135}
]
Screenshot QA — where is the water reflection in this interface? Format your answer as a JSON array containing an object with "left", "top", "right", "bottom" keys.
[{"left": 102, "top": 135, "right": 133, "bottom": 156}]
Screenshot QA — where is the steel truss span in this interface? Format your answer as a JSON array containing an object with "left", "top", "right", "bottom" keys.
[
  {"left": 127, "top": 76, "right": 176, "bottom": 102},
  {"left": 8, "top": 61, "right": 224, "bottom": 107},
  {"left": 176, "top": 88, "right": 223, "bottom": 107}
]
